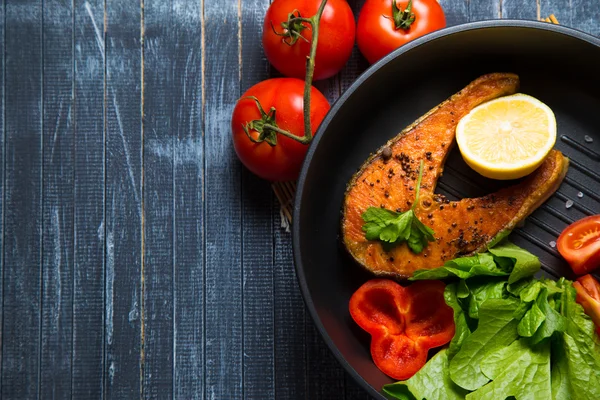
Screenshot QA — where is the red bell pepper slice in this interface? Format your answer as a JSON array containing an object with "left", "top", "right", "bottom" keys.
[
  {"left": 574, "top": 274, "right": 600, "bottom": 335},
  {"left": 349, "top": 279, "right": 455, "bottom": 380}
]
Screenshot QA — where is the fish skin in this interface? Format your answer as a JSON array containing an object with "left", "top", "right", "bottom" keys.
[{"left": 342, "top": 73, "right": 568, "bottom": 278}]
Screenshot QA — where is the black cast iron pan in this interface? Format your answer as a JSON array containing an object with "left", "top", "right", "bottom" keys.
[{"left": 293, "top": 20, "right": 600, "bottom": 399}]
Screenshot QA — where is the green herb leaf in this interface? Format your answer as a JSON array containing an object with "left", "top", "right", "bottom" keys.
[
  {"left": 488, "top": 240, "right": 541, "bottom": 284},
  {"left": 383, "top": 349, "right": 469, "bottom": 400},
  {"left": 466, "top": 339, "right": 552, "bottom": 400},
  {"left": 361, "top": 162, "right": 434, "bottom": 253},
  {"left": 449, "top": 298, "right": 520, "bottom": 391},
  {"left": 362, "top": 207, "right": 399, "bottom": 241}
]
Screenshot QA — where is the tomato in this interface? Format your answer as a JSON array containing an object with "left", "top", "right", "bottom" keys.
[
  {"left": 557, "top": 215, "right": 600, "bottom": 275},
  {"left": 262, "top": 0, "right": 355, "bottom": 81},
  {"left": 231, "top": 78, "right": 330, "bottom": 181},
  {"left": 357, "top": 0, "right": 446, "bottom": 65},
  {"left": 573, "top": 274, "right": 600, "bottom": 334}
]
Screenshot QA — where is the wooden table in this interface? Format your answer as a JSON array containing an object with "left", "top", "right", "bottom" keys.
[{"left": 0, "top": 0, "right": 598, "bottom": 399}]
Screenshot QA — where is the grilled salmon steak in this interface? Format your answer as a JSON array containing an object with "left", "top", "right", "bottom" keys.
[{"left": 342, "top": 73, "right": 569, "bottom": 278}]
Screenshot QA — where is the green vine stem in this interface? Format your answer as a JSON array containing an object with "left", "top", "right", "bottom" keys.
[{"left": 244, "top": 0, "right": 328, "bottom": 146}]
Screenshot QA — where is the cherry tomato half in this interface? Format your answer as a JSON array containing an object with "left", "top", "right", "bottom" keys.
[
  {"left": 262, "top": 0, "right": 356, "bottom": 80},
  {"left": 231, "top": 78, "right": 330, "bottom": 182},
  {"left": 573, "top": 274, "right": 600, "bottom": 334},
  {"left": 357, "top": 0, "right": 446, "bottom": 65},
  {"left": 557, "top": 215, "right": 600, "bottom": 275}
]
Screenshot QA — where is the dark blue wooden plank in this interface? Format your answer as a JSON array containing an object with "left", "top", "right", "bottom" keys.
[
  {"left": 204, "top": 0, "right": 243, "bottom": 398},
  {"left": 40, "top": 0, "right": 74, "bottom": 397},
  {"left": 170, "top": 0, "right": 204, "bottom": 398},
  {"left": 440, "top": 0, "right": 469, "bottom": 25},
  {"left": 345, "top": 374, "right": 372, "bottom": 400},
  {"left": 338, "top": 20, "right": 370, "bottom": 399},
  {"left": 0, "top": 0, "right": 4, "bottom": 391},
  {"left": 571, "top": 0, "right": 600, "bottom": 36},
  {"left": 302, "top": 6, "right": 346, "bottom": 400},
  {"left": 540, "top": 1, "right": 571, "bottom": 25},
  {"left": 306, "top": 321, "right": 345, "bottom": 399},
  {"left": 340, "top": 0, "right": 367, "bottom": 92},
  {"left": 273, "top": 220, "right": 307, "bottom": 399},
  {"left": 239, "top": 0, "right": 275, "bottom": 398},
  {"left": 469, "top": 0, "right": 500, "bottom": 20},
  {"left": 105, "top": 0, "right": 142, "bottom": 397},
  {"left": 2, "top": 1, "right": 43, "bottom": 399},
  {"left": 502, "top": 0, "right": 537, "bottom": 19},
  {"left": 72, "top": 0, "right": 105, "bottom": 397},
  {"left": 142, "top": 0, "right": 174, "bottom": 398}
]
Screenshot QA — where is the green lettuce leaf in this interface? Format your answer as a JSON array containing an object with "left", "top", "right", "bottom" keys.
[
  {"left": 530, "top": 288, "right": 566, "bottom": 345},
  {"left": 383, "top": 349, "right": 469, "bottom": 400},
  {"left": 488, "top": 241, "right": 541, "bottom": 284},
  {"left": 551, "top": 335, "right": 572, "bottom": 400},
  {"left": 518, "top": 301, "right": 546, "bottom": 337},
  {"left": 466, "top": 339, "right": 551, "bottom": 400},
  {"left": 444, "top": 283, "right": 472, "bottom": 360},
  {"left": 411, "top": 240, "right": 540, "bottom": 283},
  {"left": 559, "top": 284, "right": 600, "bottom": 400},
  {"left": 449, "top": 298, "right": 520, "bottom": 391},
  {"left": 463, "top": 278, "right": 507, "bottom": 320},
  {"left": 411, "top": 253, "right": 506, "bottom": 281}
]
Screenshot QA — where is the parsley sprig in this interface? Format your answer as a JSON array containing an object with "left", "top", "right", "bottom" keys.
[{"left": 361, "top": 160, "right": 435, "bottom": 254}]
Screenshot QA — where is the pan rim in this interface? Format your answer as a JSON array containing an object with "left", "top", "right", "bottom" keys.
[{"left": 292, "top": 19, "right": 600, "bottom": 399}]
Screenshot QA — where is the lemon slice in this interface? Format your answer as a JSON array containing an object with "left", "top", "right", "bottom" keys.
[{"left": 456, "top": 93, "right": 557, "bottom": 180}]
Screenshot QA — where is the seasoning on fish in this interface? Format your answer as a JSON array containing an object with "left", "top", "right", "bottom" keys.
[{"left": 341, "top": 73, "right": 569, "bottom": 278}]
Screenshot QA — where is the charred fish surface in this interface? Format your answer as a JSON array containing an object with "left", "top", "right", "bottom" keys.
[{"left": 342, "top": 73, "right": 568, "bottom": 278}]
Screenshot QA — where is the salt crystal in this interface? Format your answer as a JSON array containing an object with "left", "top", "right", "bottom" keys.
[
  {"left": 577, "top": 192, "right": 584, "bottom": 198},
  {"left": 585, "top": 135, "right": 594, "bottom": 143},
  {"left": 549, "top": 241, "right": 556, "bottom": 248},
  {"left": 565, "top": 199, "right": 574, "bottom": 209}
]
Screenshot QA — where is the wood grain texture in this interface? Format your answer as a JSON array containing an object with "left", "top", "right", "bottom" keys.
[
  {"left": 339, "top": 0, "right": 368, "bottom": 93},
  {"left": 170, "top": 1, "right": 204, "bottom": 398},
  {"left": 344, "top": 373, "right": 372, "bottom": 400},
  {"left": 41, "top": 0, "right": 74, "bottom": 397},
  {"left": 306, "top": 322, "right": 345, "bottom": 399},
  {"left": 72, "top": 0, "right": 106, "bottom": 397},
  {"left": 240, "top": 0, "right": 275, "bottom": 398},
  {"left": 440, "top": 0, "right": 469, "bottom": 25},
  {"left": 203, "top": 0, "right": 243, "bottom": 398},
  {"left": 469, "top": 0, "right": 501, "bottom": 20},
  {"left": 1, "top": 1, "right": 600, "bottom": 399},
  {"left": 105, "top": 0, "right": 143, "bottom": 397},
  {"left": 2, "top": 1, "right": 42, "bottom": 398},
  {"left": 540, "top": 0, "right": 572, "bottom": 25},
  {"left": 502, "top": 0, "right": 537, "bottom": 19},
  {"left": 303, "top": 4, "right": 346, "bottom": 399},
  {"left": 0, "top": 0, "right": 4, "bottom": 392},
  {"left": 142, "top": 0, "right": 176, "bottom": 398},
  {"left": 571, "top": 0, "right": 600, "bottom": 36},
  {"left": 273, "top": 215, "right": 307, "bottom": 399}
]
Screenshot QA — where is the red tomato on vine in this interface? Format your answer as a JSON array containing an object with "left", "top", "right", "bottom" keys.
[
  {"left": 357, "top": 0, "right": 446, "bottom": 64},
  {"left": 262, "top": 0, "right": 356, "bottom": 80},
  {"left": 231, "top": 78, "right": 330, "bottom": 182}
]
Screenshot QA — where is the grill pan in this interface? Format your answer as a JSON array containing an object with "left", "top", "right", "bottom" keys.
[{"left": 293, "top": 20, "right": 600, "bottom": 399}]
